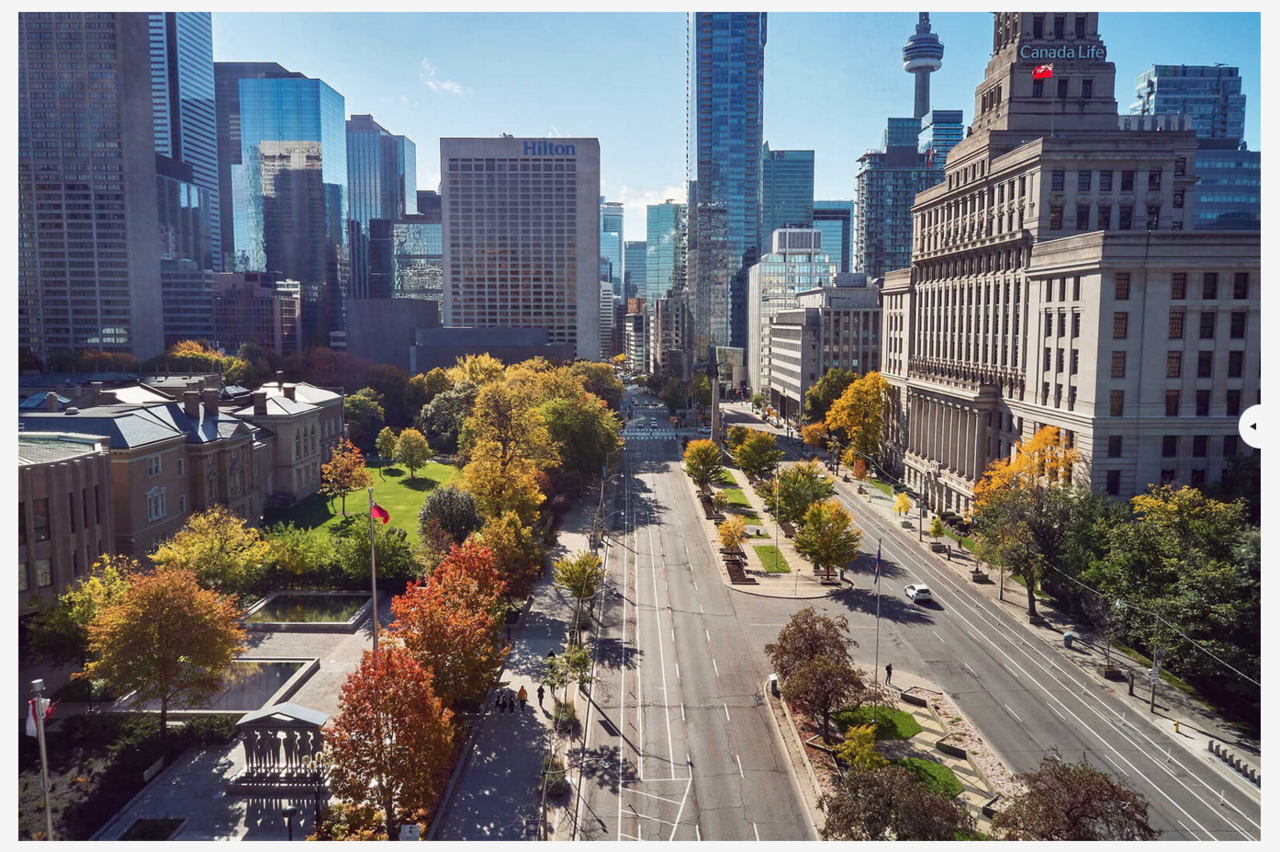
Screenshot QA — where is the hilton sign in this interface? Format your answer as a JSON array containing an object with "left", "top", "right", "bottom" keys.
[
  {"left": 523, "top": 141, "right": 577, "bottom": 156},
  {"left": 1020, "top": 43, "right": 1107, "bottom": 61}
]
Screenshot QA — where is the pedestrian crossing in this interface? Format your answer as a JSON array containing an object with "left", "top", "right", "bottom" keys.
[{"left": 622, "top": 430, "right": 675, "bottom": 441}]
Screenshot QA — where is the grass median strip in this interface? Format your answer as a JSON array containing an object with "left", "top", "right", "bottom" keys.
[
  {"left": 897, "top": 757, "right": 963, "bottom": 798},
  {"left": 834, "top": 705, "right": 922, "bottom": 740},
  {"left": 753, "top": 545, "right": 791, "bottom": 574}
]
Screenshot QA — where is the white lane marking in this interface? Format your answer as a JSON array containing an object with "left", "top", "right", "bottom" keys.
[
  {"left": 669, "top": 761, "right": 694, "bottom": 841},
  {"left": 696, "top": 825, "right": 702, "bottom": 841},
  {"left": 753, "top": 822, "right": 760, "bottom": 841},
  {"left": 699, "top": 602, "right": 705, "bottom": 614},
  {"left": 723, "top": 702, "right": 731, "bottom": 722},
  {"left": 713, "top": 659, "right": 720, "bottom": 678},
  {"left": 1052, "top": 706, "right": 1065, "bottom": 720},
  {"left": 645, "top": 461, "right": 677, "bottom": 780},
  {"left": 1004, "top": 704, "right": 1023, "bottom": 723},
  {"left": 736, "top": 754, "right": 745, "bottom": 778},
  {"left": 1176, "top": 820, "right": 1201, "bottom": 841},
  {"left": 623, "top": 788, "right": 684, "bottom": 805},
  {"left": 933, "top": 630, "right": 946, "bottom": 644},
  {"left": 705, "top": 629, "right": 711, "bottom": 643},
  {"left": 693, "top": 581, "right": 698, "bottom": 591},
  {"left": 675, "top": 661, "right": 680, "bottom": 679},
  {"left": 671, "top": 628, "right": 675, "bottom": 644},
  {"left": 681, "top": 702, "right": 686, "bottom": 721},
  {"left": 963, "top": 662, "right": 977, "bottom": 677}
]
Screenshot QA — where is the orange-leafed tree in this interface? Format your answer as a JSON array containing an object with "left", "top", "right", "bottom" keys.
[
  {"left": 324, "top": 645, "right": 455, "bottom": 841},
  {"left": 800, "top": 421, "right": 829, "bottom": 451},
  {"left": 852, "top": 458, "right": 869, "bottom": 482},
  {"left": 322, "top": 438, "right": 373, "bottom": 515},
  {"left": 390, "top": 540, "right": 507, "bottom": 709},
  {"left": 77, "top": 567, "right": 246, "bottom": 732}
]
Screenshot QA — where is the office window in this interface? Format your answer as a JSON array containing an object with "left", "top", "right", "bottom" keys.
[
  {"left": 1166, "top": 350, "right": 1182, "bottom": 378},
  {"left": 177, "top": 458, "right": 185, "bottom": 477},
  {"left": 68, "top": 493, "right": 76, "bottom": 534},
  {"left": 1192, "top": 435, "right": 1208, "bottom": 458},
  {"left": 1162, "top": 435, "right": 1178, "bottom": 457},
  {"left": 1171, "top": 272, "right": 1186, "bottom": 299},
  {"left": 1078, "top": 171, "right": 1092, "bottom": 192},
  {"left": 1051, "top": 170, "right": 1065, "bottom": 191},
  {"left": 1227, "top": 389, "right": 1242, "bottom": 416},
  {"left": 1165, "top": 390, "right": 1180, "bottom": 416},
  {"left": 1146, "top": 205, "right": 1160, "bottom": 229},
  {"left": 1071, "top": 312, "right": 1080, "bottom": 338},
  {"left": 1190, "top": 469, "right": 1206, "bottom": 488},
  {"left": 1071, "top": 349, "right": 1079, "bottom": 374},
  {"left": 1110, "top": 390, "right": 1125, "bottom": 417},
  {"left": 19, "top": 562, "right": 29, "bottom": 593},
  {"left": 1098, "top": 170, "right": 1112, "bottom": 192},
  {"left": 1233, "top": 273, "right": 1250, "bottom": 300},
  {"left": 1121, "top": 170, "right": 1135, "bottom": 191},
  {"left": 1057, "top": 78, "right": 1069, "bottom": 99},
  {"left": 1196, "top": 350, "right": 1213, "bottom": 378},
  {"left": 1148, "top": 168, "right": 1162, "bottom": 190},
  {"left": 1068, "top": 386, "right": 1077, "bottom": 411},
  {"left": 179, "top": 494, "right": 187, "bottom": 514},
  {"left": 1119, "top": 205, "right": 1133, "bottom": 230},
  {"left": 1033, "top": 79, "right": 1044, "bottom": 99},
  {"left": 1161, "top": 469, "right": 1177, "bottom": 485},
  {"left": 147, "top": 454, "right": 162, "bottom": 477},
  {"left": 147, "top": 488, "right": 167, "bottom": 522},
  {"left": 33, "top": 498, "right": 50, "bottom": 542},
  {"left": 1114, "top": 272, "right": 1130, "bottom": 300},
  {"left": 1072, "top": 277, "right": 1081, "bottom": 300},
  {"left": 1173, "top": 190, "right": 1184, "bottom": 209},
  {"left": 1223, "top": 435, "right": 1239, "bottom": 457},
  {"left": 1228, "top": 350, "right": 1244, "bottom": 378},
  {"left": 1195, "top": 389, "right": 1211, "bottom": 416},
  {"left": 1112, "top": 312, "right": 1128, "bottom": 339},
  {"left": 1175, "top": 157, "right": 1187, "bottom": 176},
  {"left": 1111, "top": 350, "right": 1126, "bottom": 378},
  {"left": 1049, "top": 206, "right": 1063, "bottom": 229},
  {"left": 36, "top": 559, "right": 52, "bottom": 588},
  {"left": 1057, "top": 348, "right": 1065, "bottom": 372},
  {"left": 1082, "top": 78, "right": 1093, "bottom": 99},
  {"left": 1230, "top": 312, "right": 1247, "bottom": 339},
  {"left": 1169, "top": 310, "right": 1185, "bottom": 339},
  {"left": 1202, "top": 272, "right": 1218, "bottom": 299},
  {"left": 1044, "top": 347, "right": 1052, "bottom": 371},
  {"left": 1108, "top": 435, "right": 1123, "bottom": 458},
  {"left": 1076, "top": 204, "right": 1090, "bottom": 230},
  {"left": 1096, "top": 203, "right": 1111, "bottom": 229},
  {"left": 1199, "top": 311, "right": 1216, "bottom": 339},
  {"left": 1059, "top": 278, "right": 1067, "bottom": 302},
  {"left": 1044, "top": 281, "right": 1052, "bottom": 302},
  {"left": 1105, "top": 469, "right": 1121, "bottom": 495},
  {"left": 1033, "top": 14, "right": 1044, "bottom": 38}
]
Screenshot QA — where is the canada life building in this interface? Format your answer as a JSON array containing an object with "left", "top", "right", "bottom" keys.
[
  {"left": 441, "top": 137, "right": 601, "bottom": 360},
  {"left": 882, "top": 12, "right": 1259, "bottom": 513}
]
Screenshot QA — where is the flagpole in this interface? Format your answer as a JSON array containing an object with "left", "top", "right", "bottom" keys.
[
  {"left": 874, "top": 540, "right": 882, "bottom": 688},
  {"left": 368, "top": 486, "right": 379, "bottom": 654},
  {"left": 32, "top": 679, "right": 53, "bottom": 840}
]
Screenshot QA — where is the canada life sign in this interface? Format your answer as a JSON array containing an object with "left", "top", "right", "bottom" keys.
[{"left": 1020, "top": 43, "right": 1106, "bottom": 61}]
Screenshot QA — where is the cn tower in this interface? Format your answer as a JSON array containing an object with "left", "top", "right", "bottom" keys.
[{"left": 902, "top": 12, "right": 944, "bottom": 119}]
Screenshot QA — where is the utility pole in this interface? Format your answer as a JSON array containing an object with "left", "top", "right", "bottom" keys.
[
  {"left": 1149, "top": 650, "right": 1161, "bottom": 714},
  {"left": 367, "top": 487, "right": 379, "bottom": 654},
  {"left": 31, "top": 679, "right": 53, "bottom": 841}
]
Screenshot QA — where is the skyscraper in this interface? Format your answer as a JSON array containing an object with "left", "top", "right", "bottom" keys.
[
  {"left": 18, "top": 12, "right": 165, "bottom": 362},
  {"left": 347, "top": 115, "right": 416, "bottom": 299},
  {"left": 813, "top": 201, "right": 854, "bottom": 274},
  {"left": 217, "top": 63, "right": 349, "bottom": 347},
  {"left": 645, "top": 201, "right": 687, "bottom": 305},
  {"left": 687, "top": 11, "right": 767, "bottom": 358},
  {"left": 902, "top": 12, "right": 945, "bottom": 119},
  {"left": 624, "top": 240, "right": 647, "bottom": 301},
  {"left": 918, "top": 108, "right": 965, "bottom": 169},
  {"left": 440, "top": 137, "right": 601, "bottom": 360},
  {"left": 761, "top": 143, "right": 815, "bottom": 248},
  {"left": 600, "top": 198, "right": 625, "bottom": 297}
]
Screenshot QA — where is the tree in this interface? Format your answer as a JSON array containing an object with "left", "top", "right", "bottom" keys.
[
  {"left": 78, "top": 567, "right": 247, "bottom": 732},
  {"left": 800, "top": 421, "right": 829, "bottom": 451},
  {"left": 825, "top": 371, "right": 889, "bottom": 459},
  {"left": 475, "top": 511, "right": 542, "bottom": 597},
  {"left": 447, "top": 352, "right": 506, "bottom": 387},
  {"left": 992, "top": 752, "right": 1157, "bottom": 841},
  {"left": 765, "top": 607, "right": 856, "bottom": 684},
  {"left": 734, "top": 430, "right": 784, "bottom": 481},
  {"left": 750, "top": 392, "right": 768, "bottom": 410},
  {"left": 418, "top": 368, "right": 452, "bottom": 405},
  {"left": 390, "top": 540, "right": 507, "bottom": 708},
  {"left": 28, "top": 555, "right": 138, "bottom": 668},
  {"left": 852, "top": 458, "right": 869, "bottom": 482},
  {"left": 324, "top": 645, "right": 455, "bottom": 840},
  {"left": 683, "top": 439, "right": 724, "bottom": 491},
  {"left": 540, "top": 392, "right": 622, "bottom": 479},
  {"left": 460, "top": 380, "right": 559, "bottom": 470},
  {"left": 893, "top": 492, "right": 913, "bottom": 518},
  {"left": 612, "top": 352, "right": 628, "bottom": 365},
  {"left": 418, "top": 485, "right": 483, "bottom": 544},
  {"left": 322, "top": 439, "right": 374, "bottom": 515},
  {"left": 718, "top": 515, "right": 747, "bottom": 552},
  {"left": 783, "top": 654, "right": 866, "bottom": 743},
  {"left": 417, "top": 380, "right": 478, "bottom": 455},
  {"left": 344, "top": 388, "right": 386, "bottom": 450},
  {"left": 660, "top": 377, "right": 686, "bottom": 416},
  {"left": 553, "top": 551, "right": 605, "bottom": 642},
  {"left": 394, "top": 428, "right": 431, "bottom": 479},
  {"left": 333, "top": 522, "right": 417, "bottom": 587},
  {"left": 725, "top": 424, "right": 752, "bottom": 452},
  {"left": 462, "top": 447, "right": 546, "bottom": 525},
  {"left": 834, "top": 724, "right": 887, "bottom": 771},
  {"left": 363, "top": 363, "right": 413, "bottom": 429},
  {"left": 795, "top": 499, "right": 863, "bottom": 581},
  {"left": 691, "top": 373, "right": 712, "bottom": 408},
  {"left": 821, "top": 765, "right": 977, "bottom": 841},
  {"left": 929, "top": 515, "right": 946, "bottom": 542},
  {"left": 150, "top": 505, "right": 273, "bottom": 597},
  {"left": 762, "top": 460, "right": 834, "bottom": 526},
  {"left": 803, "top": 367, "right": 854, "bottom": 425},
  {"left": 711, "top": 490, "right": 730, "bottom": 515},
  {"left": 262, "top": 523, "right": 336, "bottom": 588},
  {"left": 375, "top": 426, "right": 399, "bottom": 471},
  {"left": 566, "top": 361, "right": 624, "bottom": 411}
]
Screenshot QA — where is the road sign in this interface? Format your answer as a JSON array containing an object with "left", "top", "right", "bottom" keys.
[{"left": 1150, "top": 657, "right": 1161, "bottom": 684}]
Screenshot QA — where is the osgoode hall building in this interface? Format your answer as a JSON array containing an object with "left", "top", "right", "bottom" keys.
[{"left": 881, "top": 12, "right": 1259, "bottom": 515}]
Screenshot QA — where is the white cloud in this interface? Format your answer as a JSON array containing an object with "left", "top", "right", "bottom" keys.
[
  {"left": 419, "top": 57, "right": 465, "bottom": 96},
  {"left": 614, "top": 183, "right": 687, "bottom": 235},
  {"left": 547, "top": 125, "right": 566, "bottom": 138}
]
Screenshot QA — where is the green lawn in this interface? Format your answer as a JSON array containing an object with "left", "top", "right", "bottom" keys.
[
  {"left": 753, "top": 545, "right": 791, "bottom": 574},
  {"left": 834, "top": 705, "right": 922, "bottom": 740},
  {"left": 897, "top": 757, "right": 963, "bottom": 798},
  {"left": 867, "top": 476, "right": 894, "bottom": 496},
  {"left": 941, "top": 528, "right": 978, "bottom": 551},
  {"left": 264, "top": 461, "right": 457, "bottom": 545}
]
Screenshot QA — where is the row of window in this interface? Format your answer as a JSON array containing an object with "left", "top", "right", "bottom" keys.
[
  {"left": 1112, "top": 309, "right": 1249, "bottom": 340},
  {"left": 1102, "top": 465, "right": 1222, "bottom": 496},
  {"left": 1109, "top": 388, "right": 1251, "bottom": 418},
  {"left": 17, "top": 487, "right": 103, "bottom": 546}
]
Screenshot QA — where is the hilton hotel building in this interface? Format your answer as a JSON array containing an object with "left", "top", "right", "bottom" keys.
[
  {"left": 881, "top": 12, "right": 1260, "bottom": 514},
  {"left": 440, "top": 137, "right": 601, "bottom": 360}
]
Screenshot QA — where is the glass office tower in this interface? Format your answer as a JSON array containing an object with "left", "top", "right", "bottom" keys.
[
  {"left": 687, "top": 11, "right": 767, "bottom": 357},
  {"left": 369, "top": 217, "right": 442, "bottom": 305},
  {"left": 645, "top": 201, "right": 687, "bottom": 306},
  {"left": 918, "top": 109, "right": 965, "bottom": 169},
  {"left": 624, "top": 240, "right": 647, "bottom": 301},
  {"left": 813, "top": 201, "right": 854, "bottom": 274},
  {"left": 347, "top": 114, "right": 416, "bottom": 299},
  {"left": 761, "top": 143, "right": 814, "bottom": 247},
  {"left": 600, "top": 198, "right": 625, "bottom": 297},
  {"left": 226, "top": 68, "right": 349, "bottom": 347}
]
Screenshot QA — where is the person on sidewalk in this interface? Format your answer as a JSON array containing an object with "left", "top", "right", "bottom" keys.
[
  {"left": 496, "top": 691, "right": 507, "bottom": 714},
  {"left": 537, "top": 684, "right": 545, "bottom": 708},
  {"left": 518, "top": 686, "right": 528, "bottom": 712},
  {"left": 885, "top": 663, "right": 893, "bottom": 684}
]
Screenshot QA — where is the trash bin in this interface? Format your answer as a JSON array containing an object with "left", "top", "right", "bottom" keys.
[
  {"left": 1064, "top": 632, "right": 1076, "bottom": 649},
  {"left": 768, "top": 673, "right": 780, "bottom": 696}
]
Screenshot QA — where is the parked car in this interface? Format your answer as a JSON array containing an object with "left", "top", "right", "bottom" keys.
[
  {"left": 697, "top": 426, "right": 712, "bottom": 434},
  {"left": 904, "top": 584, "right": 933, "bottom": 603}
]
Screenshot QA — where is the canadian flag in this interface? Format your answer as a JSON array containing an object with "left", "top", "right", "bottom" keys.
[
  {"left": 1032, "top": 64, "right": 1054, "bottom": 80},
  {"left": 370, "top": 502, "right": 390, "bottom": 525},
  {"left": 26, "top": 696, "right": 55, "bottom": 739}
]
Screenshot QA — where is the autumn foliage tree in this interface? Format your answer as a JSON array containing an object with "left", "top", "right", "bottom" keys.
[
  {"left": 28, "top": 554, "right": 138, "bottom": 668},
  {"left": 992, "top": 752, "right": 1157, "bottom": 841},
  {"left": 322, "top": 439, "right": 373, "bottom": 515},
  {"left": 718, "top": 515, "right": 747, "bottom": 552},
  {"left": 390, "top": 539, "right": 507, "bottom": 709},
  {"left": 394, "top": 428, "right": 431, "bottom": 479},
  {"left": 800, "top": 421, "right": 829, "bottom": 451},
  {"left": 78, "top": 567, "right": 247, "bottom": 731},
  {"left": 475, "top": 510, "right": 542, "bottom": 597},
  {"left": 683, "top": 439, "right": 724, "bottom": 491},
  {"left": 795, "top": 499, "right": 863, "bottom": 582},
  {"left": 733, "top": 430, "right": 785, "bottom": 481},
  {"left": 150, "top": 505, "right": 272, "bottom": 596},
  {"left": 324, "top": 645, "right": 455, "bottom": 840},
  {"left": 821, "top": 765, "right": 977, "bottom": 841},
  {"left": 375, "top": 426, "right": 399, "bottom": 470},
  {"left": 825, "top": 371, "right": 890, "bottom": 460}
]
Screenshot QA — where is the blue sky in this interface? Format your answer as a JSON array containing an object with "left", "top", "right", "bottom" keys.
[{"left": 212, "top": 11, "right": 1261, "bottom": 238}]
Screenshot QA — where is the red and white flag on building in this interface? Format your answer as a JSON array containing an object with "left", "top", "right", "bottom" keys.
[
  {"left": 370, "top": 502, "right": 390, "bottom": 525},
  {"left": 1032, "top": 64, "right": 1054, "bottom": 80},
  {"left": 26, "top": 696, "right": 55, "bottom": 738}
]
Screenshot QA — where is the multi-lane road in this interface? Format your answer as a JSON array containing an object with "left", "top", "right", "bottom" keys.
[{"left": 563, "top": 388, "right": 1261, "bottom": 841}]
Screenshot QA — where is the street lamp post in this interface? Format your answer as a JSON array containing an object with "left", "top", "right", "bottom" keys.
[{"left": 282, "top": 805, "right": 298, "bottom": 841}]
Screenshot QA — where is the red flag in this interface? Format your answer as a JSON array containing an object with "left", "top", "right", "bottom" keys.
[
  {"left": 1032, "top": 64, "right": 1054, "bottom": 80},
  {"left": 371, "top": 503, "right": 390, "bottom": 525}
]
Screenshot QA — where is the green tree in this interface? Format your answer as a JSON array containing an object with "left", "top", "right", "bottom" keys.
[
  {"left": 929, "top": 515, "right": 946, "bottom": 542},
  {"left": 725, "top": 424, "right": 752, "bottom": 452},
  {"left": 762, "top": 460, "right": 835, "bottom": 526},
  {"left": 750, "top": 392, "right": 768, "bottom": 410},
  {"left": 417, "top": 380, "right": 478, "bottom": 455},
  {"left": 553, "top": 551, "right": 605, "bottom": 643},
  {"left": 821, "top": 765, "right": 977, "bottom": 841},
  {"left": 540, "top": 393, "right": 622, "bottom": 479},
  {"left": 262, "top": 523, "right": 336, "bottom": 588},
  {"left": 363, "top": 364, "right": 412, "bottom": 429},
  {"left": 795, "top": 499, "right": 863, "bottom": 581},
  {"left": 418, "top": 484, "right": 483, "bottom": 544},
  {"left": 344, "top": 387, "right": 386, "bottom": 450},
  {"left": 733, "top": 430, "right": 785, "bottom": 481},
  {"left": 803, "top": 367, "right": 854, "bottom": 425},
  {"left": 692, "top": 373, "right": 712, "bottom": 408},
  {"left": 334, "top": 522, "right": 418, "bottom": 586},
  {"left": 765, "top": 607, "right": 856, "bottom": 683},
  {"left": 660, "top": 377, "right": 686, "bottom": 416},
  {"left": 565, "top": 361, "right": 624, "bottom": 411},
  {"left": 394, "top": 428, "right": 432, "bottom": 479},
  {"left": 992, "top": 753, "right": 1157, "bottom": 841},
  {"left": 825, "top": 371, "right": 889, "bottom": 459},
  {"left": 150, "top": 505, "right": 273, "bottom": 597},
  {"left": 682, "top": 439, "right": 724, "bottom": 491},
  {"left": 375, "top": 426, "right": 399, "bottom": 471},
  {"left": 27, "top": 555, "right": 138, "bottom": 668}
]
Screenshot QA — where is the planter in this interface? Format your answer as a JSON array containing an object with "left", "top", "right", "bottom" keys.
[
  {"left": 900, "top": 520, "right": 913, "bottom": 529},
  {"left": 929, "top": 542, "right": 947, "bottom": 553},
  {"left": 1096, "top": 664, "right": 1123, "bottom": 681},
  {"left": 969, "top": 570, "right": 988, "bottom": 583},
  {"left": 936, "top": 733, "right": 968, "bottom": 759}
]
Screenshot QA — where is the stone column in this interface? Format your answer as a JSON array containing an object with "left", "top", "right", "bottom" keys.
[{"left": 973, "top": 410, "right": 985, "bottom": 480}]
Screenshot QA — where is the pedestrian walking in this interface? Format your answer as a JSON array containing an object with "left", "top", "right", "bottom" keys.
[
  {"left": 885, "top": 663, "right": 893, "bottom": 684},
  {"left": 518, "top": 686, "right": 528, "bottom": 712},
  {"left": 537, "top": 684, "right": 545, "bottom": 708},
  {"left": 496, "top": 691, "right": 507, "bottom": 714}
]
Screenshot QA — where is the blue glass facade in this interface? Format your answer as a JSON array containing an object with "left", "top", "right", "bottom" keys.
[
  {"left": 369, "top": 216, "right": 442, "bottom": 304},
  {"left": 347, "top": 115, "right": 416, "bottom": 299},
  {"left": 918, "top": 109, "right": 964, "bottom": 169},
  {"left": 688, "top": 11, "right": 767, "bottom": 357},
  {"left": 231, "top": 73, "right": 348, "bottom": 346},
  {"left": 1194, "top": 148, "right": 1261, "bottom": 231},
  {"left": 813, "top": 200, "right": 854, "bottom": 274},
  {"left": 1131, "top": 65, "right": 1246, "bottom": 143},
  {"left": 600, "top": 198, "right": 625, "bottom": 297},
  {"left": 645, "top": 202, "right": 686, "bottom": 306},
  {"left": 761, "top": 144, "right": 815, "bottom": 247}
]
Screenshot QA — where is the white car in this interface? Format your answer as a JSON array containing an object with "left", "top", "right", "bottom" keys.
[
  {"left": 697, "top": 426, "right": 712, "bottom": 435},
  {"left": 904, "top": 584, "right": 933, "bottom": 603}
]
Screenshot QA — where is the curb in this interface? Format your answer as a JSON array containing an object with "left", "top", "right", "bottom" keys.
[
  {"left": 774, "top": 691, "right": 825, "bottom": 837},
  {"left": 727, "top": 584, "right": 834, "bottom": 600}
]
